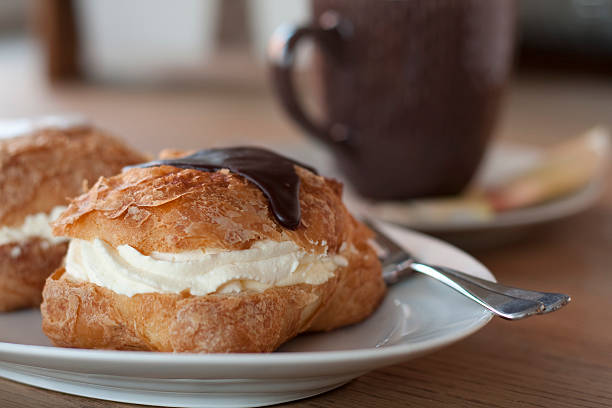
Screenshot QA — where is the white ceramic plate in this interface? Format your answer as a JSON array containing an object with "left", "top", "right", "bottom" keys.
[{"left": 0, "top": 224, "right": 493, "bottom": 408}]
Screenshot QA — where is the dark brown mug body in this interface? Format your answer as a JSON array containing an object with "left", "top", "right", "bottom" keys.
[{"left": 270, "top": 0, "right": 515, "bottom": 200}]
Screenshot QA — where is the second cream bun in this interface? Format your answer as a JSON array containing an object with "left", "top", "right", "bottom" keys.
[{"left": 0, "top": 124, "right": 147, "bottom": 311}]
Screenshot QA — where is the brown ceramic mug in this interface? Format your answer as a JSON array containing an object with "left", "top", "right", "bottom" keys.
[{"left": 268, "top": 0, "right": 515, "bottom": 200}]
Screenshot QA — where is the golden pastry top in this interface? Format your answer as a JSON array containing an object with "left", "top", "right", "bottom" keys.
[{"left": 53, "top": 163, "right": 366, "bottom": 255}]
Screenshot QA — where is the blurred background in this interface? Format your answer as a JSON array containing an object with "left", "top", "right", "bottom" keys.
[
  {"left": 1, "top": 0, "right": 612, "bottom": 247},
  {"left": 0, "top": 0, "right": 610, "bottom": 154},
  {"left": 2, "top": 4, "right": 610, "bottom": 408}
]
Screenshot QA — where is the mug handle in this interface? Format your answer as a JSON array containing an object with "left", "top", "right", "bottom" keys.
[{"left": 268, "top": 11, "right": 352, "bottom": 147}]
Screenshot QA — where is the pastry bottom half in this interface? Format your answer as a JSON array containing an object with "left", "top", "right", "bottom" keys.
[
  {"left": 0, "top": 238, "right": 68, "bottom": 312},
  {"left": 41, "top": 249, "right": 385, "bottom": 353}
]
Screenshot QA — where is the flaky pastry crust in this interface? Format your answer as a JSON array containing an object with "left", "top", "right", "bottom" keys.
[
  {"left": 43, "top": 162, "right": 386, "bottom": 352},
  {"left": 0, "top": 125, "right": 147, "bottom": 311},
  {"left": 53, "top": 165, "right": 353, "bottom": 254},
  {"left": 0, "top": 125, "right": 147, "bottom": 228}
]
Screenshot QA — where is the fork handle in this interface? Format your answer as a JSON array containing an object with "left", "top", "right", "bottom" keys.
[
  {"left": 425, "top": 264, "right": 571, "bottom": 314},
  {"left": 410, "top": 263, "right": 546, "bottom": 320}
]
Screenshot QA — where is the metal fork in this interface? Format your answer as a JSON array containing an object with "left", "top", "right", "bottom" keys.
[{"left": 364, "top": 220, "right": 571, "bottom": 320}]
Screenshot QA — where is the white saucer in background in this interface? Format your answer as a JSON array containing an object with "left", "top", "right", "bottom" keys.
[
  {"left": 277, "top": 141, "right": 604, "bottom": 249},
  {"left": 0, "top": 115, "right": 90, "bottom": 139},
  {"left": 357, "top": 143, "right": 605, "bottom": 248}
]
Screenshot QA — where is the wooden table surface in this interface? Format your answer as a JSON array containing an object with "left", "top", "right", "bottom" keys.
[{"left": 0, "top": 43, "right": 611, "bottom": 407}]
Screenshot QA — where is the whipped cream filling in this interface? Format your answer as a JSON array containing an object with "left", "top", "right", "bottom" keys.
[
  {"left": 0, "top": 206, "right": 68, "bottom": 246},
  {"left": 64, "top": 238, "right": 348, "bottom": 297}
]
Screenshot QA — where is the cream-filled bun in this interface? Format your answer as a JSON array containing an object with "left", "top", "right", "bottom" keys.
[
  {"left": 41, "top": 149, "right": 385, "bottom": 353},
  {"left": 0, "top": 121, "right": 147, "bottom": 311}
]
